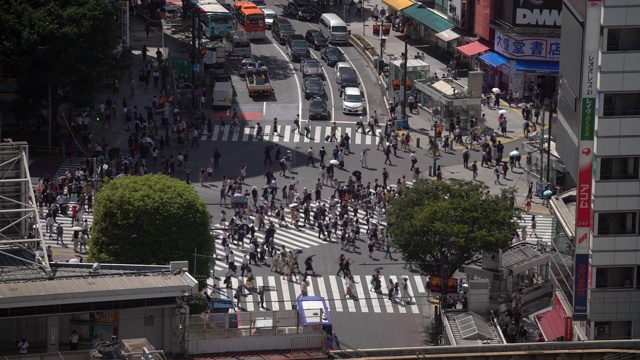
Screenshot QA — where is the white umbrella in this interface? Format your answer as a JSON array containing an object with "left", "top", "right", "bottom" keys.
[
  {"left": 498, "top": 109, "right": 507, "bottom": 114},
  {"left": 492, "top": 88, "right": 501, "bottom": 94},
  {"left": 289, "top": 203, "right": 299, "bottom": 208},
  {"left": 509, "top": 150, "right": 520, "bottom": 157},
  {"left": 72, "top": 226, "right": 83, "bottom": 231},
  {"left": 142, "top": 137, "right": 154, "bottom": 145},
  {"left": 329, "top": 160, "right": 339, "bottom": 165}
]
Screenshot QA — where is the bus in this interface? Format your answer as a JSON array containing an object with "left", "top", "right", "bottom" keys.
[
  {"left": 197, "top": 1, "right": 235, "bottom": 38},
  {"left": 297, "top": 296, "right": 334, "bottom": 350},
  {"left": 232, "top": 1, "right": 258, "bottom": 12},
  {"left": 235, "top": 6, "right": 266, "bottom": 40}
]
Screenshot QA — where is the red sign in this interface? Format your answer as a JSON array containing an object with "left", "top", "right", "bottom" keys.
[
  {"left": 565, "top": 316, "right": 573, "bottom": 341},
  {"left": 576, "top": 162, "right": 592, "bottom": 227},
  {"left": 429, "top": 276, "right": 458, "bottom": 294}
]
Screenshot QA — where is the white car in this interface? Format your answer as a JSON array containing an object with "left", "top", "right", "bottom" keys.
[
  {"left": 334, "top": 62, "right": 352, "bottom": 83},
  {"left": 342, "top": 87, "right": 364, "bottom": 114},
  {"left": 262, "top": 8, "right": 277, "bottom": 29}
]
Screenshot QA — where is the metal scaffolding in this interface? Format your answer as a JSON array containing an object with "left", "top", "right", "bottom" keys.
[{"left": 0, "top": 141, "right": 51, "bottom": 279}]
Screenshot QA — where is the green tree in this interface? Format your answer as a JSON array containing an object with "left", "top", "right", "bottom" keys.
[
  {"left": 0, "top": 0, "right": 126, "bottom": 119},
  {"left": 187, "top": 293, "right": 210, "bottom": 314},
  {"left": 387, "top": 180, "right": 519, "bottom": 279},
  {"left": 89, "top": 175, "right": 213, "bottom": 287}
]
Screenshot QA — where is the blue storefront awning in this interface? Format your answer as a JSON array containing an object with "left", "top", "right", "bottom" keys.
[
  {"left": 514, "top": 61, "right": 559, "bottom": 74},
  {"left": 479, "top": 52, "right": 509, "bottom": 67},
  {"left": 402, "top": 4, "right": 454, "bottom": 34}
]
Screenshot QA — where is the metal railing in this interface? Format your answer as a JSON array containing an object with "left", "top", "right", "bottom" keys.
[
  {"left": 2, "top": 350, "right": 90, "bottom": 360},
  {"left": 290, "top": 334, "right": 325, "bottom": 354},
  {"left": 189, "top": 310, "right": 303, "bottom": 339}
]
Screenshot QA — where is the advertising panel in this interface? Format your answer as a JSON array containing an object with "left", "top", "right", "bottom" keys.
[
  {"left": 574, "top": 254, "right": 589, "bottom": 314},
  {"left": 429, "top": 276, "right": 459, "bottom": 294},
  {"left": 494, "top": 31, "right": 561, "bottom": 62},
  {"left": 512, "top": 0, "right": 562, "bottom": 27},
  {"left": 474, "top": 0, "right": 491, "bottom": 40},
  {"left": 565, "top": 316, "right": 574, "bottom": 341}
]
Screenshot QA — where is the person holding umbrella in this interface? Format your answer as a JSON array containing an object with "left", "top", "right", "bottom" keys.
[{"left": 304, "top": 255, "right": 315, "bottom": 275}]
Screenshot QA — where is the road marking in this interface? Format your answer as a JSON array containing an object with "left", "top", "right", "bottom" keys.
[
  {"left": 243, "top": 127, "right": 251, "bottom": 141},
  {"left": 405, "top": 278, "right": 420, "bottom": 313},
  {"left": 221, "top": 126, "right": 230, "bottom": 141},
  {"left": 201, "top": 133, "right": 208, "bottom": 141},
  {"left": 341, "top": 277, "right": 356, "bottom": 312},
  {"left": 316, "top": 276, "right": 331, "bottom": 309},
  {"left": 267, "top": 276, "right": 280, "bottom": 311},
  {"left": 328, "top": 276, "right": 344, "bottom": 312},
  {"left": 310, "top": 51, "right": 335, "bottom": 122},
  {"left": 264, "top": 125, "right": 272, "bottom": 141},
  {"left": 314, "top": 126, "right": 322, "bottom": 143},
  {"left": 283, "top": 125, "right": 292, "bottom": 142},
  {"left": 365, "top": 275, "right": 383, "bottom": 313},
  {"left": 272, "top": 128, "right": 280, "bottom": 142},
  {"left": 263, "top": 101, "right": 266, "bottom": 114},
  {"left": 306, "top": 278, "right": 316, "bottom": 297},
  {"left": 344, "top": 127, "right": 352, "bottom": 147},
  {"left": 256, "top": 277, "right": 265, "bottom": 309},
  {"left": 281, "top": 276, "right": 293, "bottom": 310},
  {"left": 379, "top": 276, "right": 395, "bottom": 313},
  {"left": 365, "top": 132, "right": 372, "bottom": 145},
  {"left": 293, "top": 130, "right": 301, "bottom": 142},
  {"left": 212, "top": 125, "right": 220, "bottom": 140},
  {"left": 414, "top": 275, "right": 426, "bottom": 294},
  {"left": 342, "top": 52, "right": 370, "bottom": 118},
  {"left": 353, "top": 275, "right": 369, "bottom": 312},
  {"left": 389, "top": 276, "right": 406, "bottom": 313},
  {"left": 245, "top": 279, "right": 255, "bottom": 311},
  {"left": 231, "top": 128, "right": 240, "bottom": 141},
  {"left": 268, "top": 33, "right": 303, "bottom": 123}
]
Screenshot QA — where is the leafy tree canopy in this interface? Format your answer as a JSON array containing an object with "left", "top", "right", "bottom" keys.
[
  {"left": 387, "top": 180, "right": 519, "bottom": 278},
  {"left": 0, "top": 0, "right": 125, "bottom": 108},
  {"left": 89, "top": 175, "right": 213, "bottom": 285},
  {"left": 187, "top": 293, "right": 210, "bottom": 314}
]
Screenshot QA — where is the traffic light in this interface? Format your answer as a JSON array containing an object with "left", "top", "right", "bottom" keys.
[{"left": 95, "top": 114, "right": 101, "bottom": 122}]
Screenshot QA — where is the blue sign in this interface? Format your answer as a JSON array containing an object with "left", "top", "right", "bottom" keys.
[
  {"left": 193, "top": 63, "right": 202, "bottom": 73},
  {"left": 573, "top": 253, "right": 589, "bottom": 315}
]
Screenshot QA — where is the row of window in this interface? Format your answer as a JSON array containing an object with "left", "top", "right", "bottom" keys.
[
  {"left": 595, "top": 266, "right": 640, "bottom": 289},
  {"left": 597, "top": 212, "right": 637, "bottom": 235}
]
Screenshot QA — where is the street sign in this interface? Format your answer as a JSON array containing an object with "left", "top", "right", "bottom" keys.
[{"left": 192, "top": 63, "right": 202, "bottom": 73}]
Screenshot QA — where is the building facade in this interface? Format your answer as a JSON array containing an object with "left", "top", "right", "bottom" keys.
[{"left": 555, "top": 0, "right": 640, "bottom": 340}]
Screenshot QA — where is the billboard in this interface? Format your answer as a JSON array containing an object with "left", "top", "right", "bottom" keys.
[
  {"left": 574, "top": 254, "right": 589, "bottom": 314},
  {"left": 474, "top": 0, "right": 492, "bottom": 41},
  {"left": 494, "top": 31, "right": 561, "bottom": 61},
  {"left": 512, "top": 0, "right": 562, "bottom": 27}
]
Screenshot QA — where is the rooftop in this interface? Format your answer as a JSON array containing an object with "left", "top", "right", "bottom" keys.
[{"left": 444, "top": 310, "right": 505, "bottom": 346}]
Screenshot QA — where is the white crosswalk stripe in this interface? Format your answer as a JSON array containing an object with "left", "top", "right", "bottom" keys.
[
  {"left": 518, "top": 214, "right": 554, "bottom": 244},
  {"left": 210, "top": 199, "right": 387, "bottom": 273},
  {"left": 200, "top": 125, "right": 385, "bottom": 145},
  {"left": 208, "top": 274, "right": 428, "bottom": 314}
]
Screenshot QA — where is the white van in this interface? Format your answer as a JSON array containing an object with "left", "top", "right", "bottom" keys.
[
  {"left": 334, "top": 62, "right": 352, "bottom": 83},
  {"left": 319, "top": 13, "right": 349, "bottom": 44}
]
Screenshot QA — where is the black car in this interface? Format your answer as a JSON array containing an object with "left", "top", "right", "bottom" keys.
[
  {"left": 309, "top": 97, "right": 330, "bottom": 120},
  {"left": 305, "top": 30, "right": 328, "bottom": 50},
  {"left": 287, "top": 34, "right": 310, "bottom": 62},
  {"left": 286, "top": 1, "right": 315, "bottom": 20},
  {"left": 321, "top": 46, "right": 346, "bottom": 67},
  {"left": 301, "top": 58, "right": 324, "bottom": 79},
  {"left": 303, "top": 76, "right": 325, "bottom": 100}
]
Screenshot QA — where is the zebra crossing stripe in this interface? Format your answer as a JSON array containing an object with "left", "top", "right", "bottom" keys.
[
  {"left": 280, "top": 275, "right": 294, "bottom": 311},
  {"left": 316, "top": 276, "right": 332, "bottom": 310},
  {"left": 388, "top": 276, "right": 406, "bottom": 313},
  {"left": 353, "top": 277, "right": 369, "bottom": 312},
  {"left": 306, "top": 279, "right": 316, "bottom": 297},
  {"left": 379, "top": 276, "right": 395, "bottom": 313},
  {"left": 283, "top": 126, "right": 292, "bottom": 142},
  {"left": 267, "top": 276, "right": 280, "bottom": 311},
  {"left": 365, "top": 275, "right": 384, "bottom": 313},
  {"left": 405, "top": 278, "right": 420, "bottom": 313},
  {"left": 212, "top": 125, "right": 220, "bottom": 139},
  {"left": 365, "top": 132, "right": 373, "bottom": 145},
  {"left": 344, "top": 128, "right": 352, "bottom": 145},
  {"left": 242, "top": 127, "right": 251, "bottom": 141},
  {"left": 328, "top": 276, "right": 344, "bottom": 312},
  {"left": 231, "top": 127, "right": 240, "bottom": 141}
]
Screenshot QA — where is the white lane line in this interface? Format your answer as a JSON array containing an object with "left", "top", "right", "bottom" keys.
[
  {"left": 268, "top": 34, "right": 303, "bottom": 121},
  {"left": 365, "top": 275, "right": 383, "bottom": 313},
  {"left": 263, "top": 101, "right": 267, "bottom": 114},
  {"left": 406, "top": 279, "right": 420, "bottom": 313},
  {"left": 212, "top": 125, "right": 220, "bottom": 140},
  {"left": 314, "top": 126, "right": 322, "bottom": 143},
  {"left": 284, "top": 125, "right": 292, "bottom": 142},
  {"left": 342, "top": 277, "right": 356, "bottom": 312},
  {"left": 353, "top": 275, "right": 369, "bottom": 312},
  {"left": 379, "top": 275, "right": 395, "bottom": 313},
  {"left": 310, "top": 51, "right": 335, "bottom": 123},
  {"left": 306, "top": 278, "right": 316, "bottom": 297},
  {"left": 267, "top": 276, "right": 280, "bottom": 311},
  {"left": 281, "top": 277, "right": 293, "bottom": 311},
  {"left": 389, "top": 276, "right": 406, "bottom": 313},
  {"left": 342, "top": 52, "right": 370, "bottom": 117},
  {"left": 243, "top": 127, "right": 251, "bottom": 141},
  {"left": 366, "top": 132, "right": 372, "bottom": 145},
  {"left": 316, "top": 276, "right": 332, "bottom": 309},
  {"left": 263, "top": 125, "right": 272, "bottom": 141},
  {"left": 232, "top": 128, "right": 240, "bottom": 141},
  {"left": 329, "top": 276, "right": 344, "bottom": 312},
  {"left": 256, "top": 277, "right": 265, "bottom": 309}
]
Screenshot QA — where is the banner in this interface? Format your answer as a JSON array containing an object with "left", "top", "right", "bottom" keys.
[
  {"left": 573, "top": 254, "right": 589, "bottom": 314},
  {"left": 494, "top": 31, "right": 561, "bottom": 61},
  {"left": 565, "top": 316, "right": 574, "bottom": 341},
  {"left": 429, "top": 276, "right": 458, "bottom": 294}
]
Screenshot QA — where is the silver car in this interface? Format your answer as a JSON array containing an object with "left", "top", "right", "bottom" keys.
[{"left": 301, "top": 58, "right": 323, "bottom": 79}]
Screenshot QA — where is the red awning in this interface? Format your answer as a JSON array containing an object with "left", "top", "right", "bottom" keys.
[
  {"left": 535, "top": 309, "right": 565, "bottom": 341},
  {"left": 456, "top": 41, "right": 490, "bottom": 57}
]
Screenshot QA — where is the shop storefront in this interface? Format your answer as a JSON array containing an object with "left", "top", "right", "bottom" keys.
[
  {"left": 481, "top": 30, "right": 561, "bottom": 99},
  {"left": 401, "top": 4, "right": 454, "bottom": 46},
  {"left": 456, "top": 40, "right": 490, "bottom": 73},
  {"left": 381, "top": 0, "right": 413, "bottom": 17}
]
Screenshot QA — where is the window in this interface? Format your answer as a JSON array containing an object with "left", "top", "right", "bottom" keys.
[
  {"left": 595, "top": 267, "right": 635, "bottom": 289},
  {"left": 607, "top": 28, "right": 640, "bottom": 51},
  {"left": 594, "top": 321, "right": 632, "bottom": 340},
  {"left": 603, "top": 93, "right": 640, "bottom": 116},
  {"left": 600, "top": 157, "right": 640, "bottom": 180},
  {"left": 597, "top": 212, "right": 637, "bottom": 235}
]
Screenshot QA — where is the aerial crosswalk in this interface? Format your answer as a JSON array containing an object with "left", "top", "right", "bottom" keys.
[
  {"left": 201, "top": 125, "right": 380, "bottom": 144},
  {"left": 207, "top": 274, "right": 428, "bottom": 314},
  {"left": 41, "top": 209, "right": 94, "bottom": 257},
  {"left": 517, "top": 214, "right": 554, "bottom": 244},
  {"left": 210, "top": 199, "right": 387, "bottom": 273}
]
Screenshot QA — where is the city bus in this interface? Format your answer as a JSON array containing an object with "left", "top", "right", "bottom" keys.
[
  {"left": 232, "top": 1, "right": 258, "bottom": 12},
  {"left": 198, "top": 1, "right": 235, "bottom": 38},
  {"left": 235, "top": 6, "right": 266, "bottom": 40}
]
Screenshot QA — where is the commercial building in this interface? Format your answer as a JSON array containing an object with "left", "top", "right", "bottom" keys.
[{"left": 554, "top": 0, "right": 640, "bottom": 340}]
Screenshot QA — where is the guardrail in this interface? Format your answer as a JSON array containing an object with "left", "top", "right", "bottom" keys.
[{"left": 2, "top": 350, "right": 90, "bottom": 360}]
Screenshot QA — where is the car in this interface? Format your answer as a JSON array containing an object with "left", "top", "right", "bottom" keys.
[
  {"left": 303, "top": 76, "right": 325, "bottom": 99},
  {"left": 263, "top": 8, "right": 277, "bottom": 29},
  {"left": 287, "top": 34, "right": 310, "bottom": 62},
  {"left": 238, "top": 56, "right": 264, "bottom": 77},
  {"left": 309, "top": 97, "right": 330, "bottom": 120},
  {"left": 271, "top": 18, "right": 295, "bottom": 45},
  {"left": 300, "top": 58, "right": 324, "bottom": 79},
  {"left": 252, "top": 0, "right": 267, "bottom": 7},
  {"left": 321, "top": 46, "right": 346, "bottom": 67},
  {"left": 286, "top": 1, "right": 315, "bottom": 20},
  {"left": 159, "top": 5, "right": 182, "bottom": 20},
  {"left": 334, "top": 62, "right": 352, "bottom": 83},
  {"left": 305, "top": 30, "right": 328, "bottom": 50},
  {"left": 342, "top": 87, "right": 364, "bottom": 114}
]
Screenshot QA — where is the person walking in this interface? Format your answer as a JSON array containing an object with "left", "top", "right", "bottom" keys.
[
  {"left": 293, "top": 114, "right": 301, "bottom": 134},
  {"left": 384, "top": 145, "right": 392, "bottom": 165},
  {"left": 530, "top": 215, "right": 538, "bottom": 237},
  {"left": 18, "top": 338, "right": 29, "bottom": 354},
  {"left": 471, "top": 161, "right": 478, "bottom": 180},
  {"left": 298, "top": 276, "right": 310, "bottom": 298},
  {"left": 69, "top": 330, "right": 80, "bottom": 350},
  {"left": 361, "top": 148, "right": 368, "bottom": 168},
  {"left": 409, "top": 151, "right": 417, "bottom": 171},
  {"left": 272, "top": 117, "right": 279, "bottom": 135},
  {"left": 305, "top": 119, "right": 312, "bottom": 139},
  {"left": 145, "top": 21, "right": 150, "bottom": 38},
  {"left": 304, "top": 255, "right": 315, "bottom": 275},
  {"left": 336, "top": 254, "right": 346, "bottom": 277},
  {"left": 255, "top": 122, "right": 264, "bottom": 140},
  {"left": 367, "top": 116, "right": 375, "bottom": 135},
  {"left": 494, "top": 164, "right": 502, "bottom": 185},
  {"left": 356, "top": 116, "right": 366, "bottom": 133},
  {"left": 306, "top": 147, "right": 315, "bottom": 167},
  {"left": 462, "top": 147, "right": 470, "bottom": 169},
  {"left": 258, "top": 286, "right": 265, "bottom": 309},
  {"left": 319, "top": 146, "right": 326, "bottom": 165},
  {"left": 387, "top": 279, "right": 395, "bottom": 302},
  {"left": 329, "top": 122, "right": 338, "bottom": 142},
  {"left": 401, "top": 278, "right": 412, "bottom": 304}
]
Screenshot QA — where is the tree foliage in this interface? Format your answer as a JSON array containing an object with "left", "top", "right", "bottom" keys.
[
  {"left": 387, "top": 180, "right": 519, "bottom": 278},
  {"left": 187, "top": 293, "right": 210, "bottom": 314},
  {"left": 89, "top": 175, "right": 213, "bottom": 284},
  {"left": 0, "top": 0, "right": 125, "bottom": 109}
]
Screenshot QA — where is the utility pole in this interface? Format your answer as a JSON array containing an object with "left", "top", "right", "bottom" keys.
[
  {"left": 191, "top": 9, "right": 197, "bottom": 112},
  {"left": 539, "top": 105, "right": 545, "bottom": 181},
  {"left": 379, "top": 19, "right": 385, "bottom": 76},
  {"left": 401, "top": 40, "right": 408, "bottom": 125},
  {"left": 48, "top": 84, "right": 52, "bottom": 154},
  {"left": 546, "top": 104, "right": 553, "bottom": 183}
]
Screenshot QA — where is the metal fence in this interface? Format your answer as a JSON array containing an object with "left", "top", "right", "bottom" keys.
[
  {"left": 190, "top": 310, "right": 315, "bottom": 340},
  {"left": 3, "top": 350, "right": 90, "bottom": 360}
]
